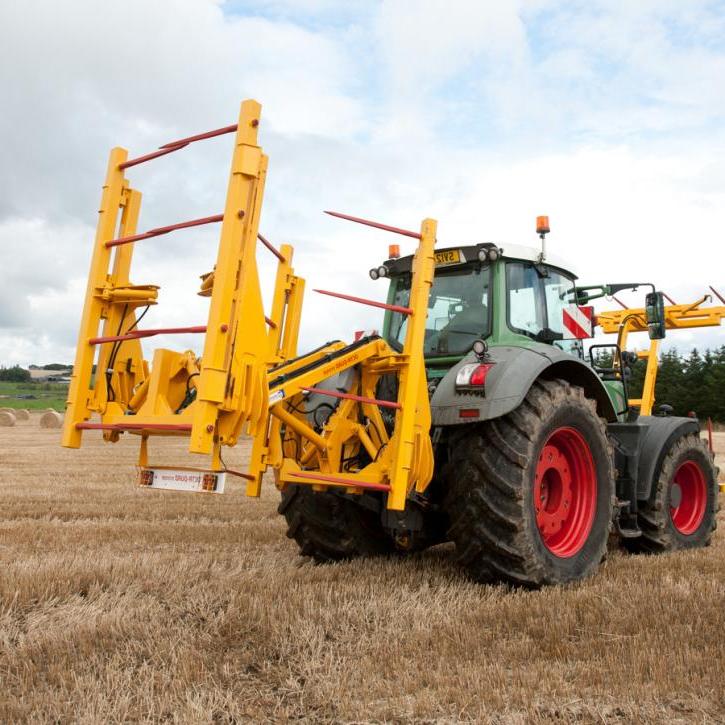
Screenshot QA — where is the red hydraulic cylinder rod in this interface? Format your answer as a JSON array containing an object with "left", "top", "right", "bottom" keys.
[
  {"left": 89, "top": 326, "right": 207, "bottom": 345},
  {"left": 301, "top": 386, "right": 401, "bottom": 409},
  {"left": 257, "top": 233, "right": 286, "bottom": 263},
  {"left": 106, "top": 214, "right": 224, "bottom": 248},
  {"left": 290, "top": 470, "right": 391, "bottom": 492},
  {"left": 314, "top": 289, "right": 413, "bottom": 315},
  {"left": 324, "top": 210, "right": 421, "bottom": 239},
  {"left": 159, "top": 123, "right": 238, "bottom": 149}
]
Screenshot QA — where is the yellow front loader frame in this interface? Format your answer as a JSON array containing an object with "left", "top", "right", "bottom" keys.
[{"left": 62, "top": 99, "right": 435, "bottom": 512}]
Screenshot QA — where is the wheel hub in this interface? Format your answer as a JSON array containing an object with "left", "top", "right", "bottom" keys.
[
  {"left": 534, "top": 427, "right": 597, "bottom": 558},
  {"left": 670, "top": 460, "right": 707, "bottom": 535},
  {"left": 535, "top": 445, "right": 572, "bottom": 537}
]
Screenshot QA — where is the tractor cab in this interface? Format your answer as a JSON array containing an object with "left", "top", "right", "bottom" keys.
[{"left": 378, "top": 241, "right": 584, "bottom": 365}]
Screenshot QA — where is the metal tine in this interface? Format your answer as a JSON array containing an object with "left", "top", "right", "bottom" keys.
[
  {"left": 313, "top": 288, "right": 413, "bottom": 315},
  {"left": 301, "top": 386, "right": 401, "bottom": 410},
  {"left": 257, "top": 232, "right": 286, "bottom": 263},
  {"left": 709, "top": 285, "right": 725, "bottom": 304},
  {"left": 106, "top": 214, "right": 224, "bottom": 248},
  {"left": 324, "top": 210, "right": 421, "bottom": 239},
  {"left": 290, "top": 470, "right": 391, "bottom": 492},
  {"left": 159, "top": 123, "right": 238, "bottom": 149}
]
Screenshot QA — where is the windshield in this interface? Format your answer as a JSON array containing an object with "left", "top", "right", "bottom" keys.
[{"left": 388, "top": 265, "right": 491, "bottom": 355}]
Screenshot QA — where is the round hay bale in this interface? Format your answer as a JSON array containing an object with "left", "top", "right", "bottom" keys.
[
  {"left": 45, "top": 407, "right": 57, "bottom": 413},
  {"left": 40, "top": 411, "right": 63, "bottom": 429},
  {"left": 14, "top": 408, "right": 30, "bottom": 421},
  {"left": 0, "top": 407, "right": 14, "bottom": 414},
  {"left": 0, "top": 411, "right": 16, "bottom": 427}
]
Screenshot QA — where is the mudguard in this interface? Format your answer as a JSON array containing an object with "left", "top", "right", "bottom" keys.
[
  {"left": 633, "top": 415, "right": 700, "bottom": 500},
  {"left": 430, "top": 343, "right": 618, "bottom": 426}
]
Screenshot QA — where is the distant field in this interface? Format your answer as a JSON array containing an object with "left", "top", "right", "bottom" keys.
[
  {"left": 0, "top": 420, "right": 723, "bottom": 722},
  {"left": 0, "top": 381, "right": 67, "bottom": 410}
]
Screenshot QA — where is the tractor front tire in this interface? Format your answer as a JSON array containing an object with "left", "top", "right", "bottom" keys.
[
  {"left": 624, "top": 433, "right": 718, "bottom": 554},
  {"left": 278, "top": 485, "right": 394, "bottom": 562},
  {"left": 445, "top": 379, "right": 614, "bottom": 587}
]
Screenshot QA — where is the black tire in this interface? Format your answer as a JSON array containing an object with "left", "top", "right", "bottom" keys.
[
  {"left": 278, "top": 485, "right": 395, "bottom": 562},
  {"left": 624, "top": 433, "right": 718, "bottom": 553},
  {"left": 444, "top": 379, "right": 614, "bottom": 587}
]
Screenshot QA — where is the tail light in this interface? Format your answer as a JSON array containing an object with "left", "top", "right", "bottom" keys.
[{"left": 455, "top": 362, "right": 494, "bottom": 389}]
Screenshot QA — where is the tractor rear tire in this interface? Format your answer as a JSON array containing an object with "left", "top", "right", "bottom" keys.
[
  {"left": 278, "top": 485, "right": 395, "bottom": 562},
  {"left": 444, "top": 379, "right": 614, "bottom": 587},
  {"left": 623, "top": 433, "right": 718, "bottom": 554}
]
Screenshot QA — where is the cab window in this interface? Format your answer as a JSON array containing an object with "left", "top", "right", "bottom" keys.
[{"left": 506, "top": 262, "right": 579, "bottom": 352}]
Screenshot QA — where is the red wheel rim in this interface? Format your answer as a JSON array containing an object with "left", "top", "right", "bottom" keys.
[
  {"left": 534, "top": 426, "right": 597, "bottom": 558},
  {"left": 670, "top": 460, "right": 707, "bottom": 535}
]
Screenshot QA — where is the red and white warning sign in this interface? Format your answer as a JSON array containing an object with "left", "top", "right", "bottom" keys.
[{"left": 562, "top": 305, "right": 594, "bottom": 339}]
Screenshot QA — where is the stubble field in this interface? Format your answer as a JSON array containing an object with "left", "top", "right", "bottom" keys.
[{"left": 1, "top": 417, "right": 723, "bottom": 723}]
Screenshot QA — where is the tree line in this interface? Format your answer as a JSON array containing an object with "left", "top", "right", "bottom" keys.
[{"left": 595, "top": 346, "right": 725, "bottom": 421}]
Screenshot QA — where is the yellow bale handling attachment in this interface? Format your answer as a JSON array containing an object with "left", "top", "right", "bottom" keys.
[
  {"left": 62, "top": 99, "right": 434, "bottom": 511},
  {"left": 598, "top": 290, "right": 725, "bottom": 416}
]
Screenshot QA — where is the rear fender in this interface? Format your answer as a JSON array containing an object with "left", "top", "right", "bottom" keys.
[
  {"left": 616, "top": 415, "right": 701, "bottom": 501},
  {"left": 430, "top": 344, "right": 617, "bottom": 426}
]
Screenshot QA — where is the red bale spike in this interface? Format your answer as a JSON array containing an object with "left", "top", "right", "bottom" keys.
[
  {"left": 257, "top": 232, "right": 286, "bottom": 263},
  {"left": 314, "top": 289, "right": 413, "bottom": 315},
  {"left": 709, "top": 285, "right": 725, "bottom": 304},
  {"left": 76, "top": 422, "right": 193, "bottom": 432},
  {"left": 106, "top": 214, "right": 224, "bottom": 248},
  {"left": 324, "top": 210, "right": 421, "bottom": 239},
  {"left": 301, "top": 386, "right": 401, "bottom": 409},
  {"left": 290, "top": 470, "right": 391, "bottom": 492},
  {"left": 119, "top": 143, "right": 190, "bottom": 170},
  {"left": 662, "top": 291, "right": 677, "bottom": 305},
  {"left": 612, "top": 295, "right": 629, "bottom": 310},
  {"left": 89, "top": 326, "right": 207, "bottom": 345},
  {"left": 159, "top": 123, "right": 238, "bottom": 149},
  {"left": 120, "top": 123, "right": 238, "bottom": 171}
]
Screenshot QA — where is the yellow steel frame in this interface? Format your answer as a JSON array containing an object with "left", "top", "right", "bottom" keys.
[
  {"left": 63, "top": 98, "right": 436, "bottom": 513},
  {"left": 597, "top": 296, "right": 725, "bottom": 415}
]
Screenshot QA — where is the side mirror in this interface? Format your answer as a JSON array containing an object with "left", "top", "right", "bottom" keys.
[{"left": 645, "top": 291, "right": 666, "bottom": 340}]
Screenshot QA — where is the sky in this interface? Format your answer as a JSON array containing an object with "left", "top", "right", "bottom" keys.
[{"left": 1, "top": 0, "right": 724, "bottom": 366}]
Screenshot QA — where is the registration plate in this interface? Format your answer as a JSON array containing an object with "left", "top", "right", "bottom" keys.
[
  {"left": 434, "top": 249, "right": 463, "bottom": 266},
  {"left": 138, "top": 468, "right": 226, "bottom": 494}
]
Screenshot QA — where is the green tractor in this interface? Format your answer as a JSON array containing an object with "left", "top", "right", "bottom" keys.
[
  {"left": 66, "top": 103, "right": 718, "bottom": 588},
  {"left": 281, "top": 229, "right": 719, "bottom": 586}
]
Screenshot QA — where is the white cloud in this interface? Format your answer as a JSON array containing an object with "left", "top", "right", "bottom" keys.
[{"left": 0, "top": 0, "right": 724, "bottom": 367}]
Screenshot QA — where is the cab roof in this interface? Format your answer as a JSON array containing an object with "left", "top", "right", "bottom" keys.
[{"left": 384, "top": 242, "right": 577, "bottom": 279}]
